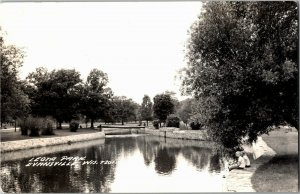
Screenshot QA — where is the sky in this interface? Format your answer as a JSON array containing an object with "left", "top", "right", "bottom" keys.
[{"left": 0, "top": 2, "right": 202, "bottom": 104}]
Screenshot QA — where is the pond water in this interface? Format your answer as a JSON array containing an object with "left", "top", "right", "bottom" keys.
[{"left": 1, "top": 134, "right": 224, "bottom": 193}]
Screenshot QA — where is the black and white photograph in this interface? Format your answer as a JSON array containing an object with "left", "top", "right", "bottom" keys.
[{"left": 0, "top": 1, "right": 298, "bottom": 193}]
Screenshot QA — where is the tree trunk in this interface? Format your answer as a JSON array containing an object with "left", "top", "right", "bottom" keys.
[
  {"left": 122, "top": 119, "right": 124, "bottom": 125},
  {"left": 14, "top": 120, "right": 17, "bottom": 132},
  {"left": 57, "top": 122, "right": 62, "bottom": 129},
  {"left": 147, "top": 120, "right": 148, "bottom": 126},
  {"left": 91, "top": 119, "right": 94, "bottom": 129}
]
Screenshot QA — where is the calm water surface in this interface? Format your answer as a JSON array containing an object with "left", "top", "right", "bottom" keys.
[{"left": 1, "top": 134, "right": 224, "bottom": 193}]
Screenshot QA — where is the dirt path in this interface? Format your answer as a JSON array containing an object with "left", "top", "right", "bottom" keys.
[{"left": 223, "top": 137, "right": 276, "bottom": 192}]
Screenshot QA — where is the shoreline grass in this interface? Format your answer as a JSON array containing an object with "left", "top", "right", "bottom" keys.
[
  {"left": 251, "top": 130, "right": 298, "bottom": 192},
  {"left": 0, "top": 122, "right": 143, "bottom": 142},
  {"left": 0, "top": 127, "right": 100, "bottom": 142}
]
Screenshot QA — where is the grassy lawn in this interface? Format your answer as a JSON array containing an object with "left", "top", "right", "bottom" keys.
[
  {"left": 1, "top": 122, "right": 142, "bottom": 142},
  {"left": 0, "top": 127, "right": 100, "bottom": 142},
  {"left": 251, "top": 130, "right": 298, "bottom": 192}
]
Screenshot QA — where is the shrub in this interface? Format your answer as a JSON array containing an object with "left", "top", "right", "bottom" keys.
[
  {"left": 166, "top": 114, "right": 180, "bottom": 128},
  {"left": 179, "top": 122, "right": 190, "bottom": 130},
  {"left": 138, "top": 120, "right": 142, "bottom": 126},
  {"left": 190, "top": 121, "right": 202, "bottom": 130},
  {"left": 19, "top": 116, "right": 44, "bottom": 136},
  {"left": 18, "top": 118, "right": 28, "bottom": 136},
  {"left": 29, "top": 117, "right": 44, "bottom": 136},
  {"left": 41, "top": 117, "right": 55, "bottom": 135},
  {"left": 153, "top": 120, "right": 160, "bottom": 129},
  {"left": 70, "top": 121, "right": 79, "bottom": 132}
]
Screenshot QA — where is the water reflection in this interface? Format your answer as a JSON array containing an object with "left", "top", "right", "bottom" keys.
[
  {"left": 154, "top": 147, "right": 177, "bottom": 175},
  {"left": 1, "top": 134, "right": 223, "bottom": 193}
]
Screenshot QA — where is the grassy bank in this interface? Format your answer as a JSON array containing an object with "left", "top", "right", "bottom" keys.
[
  {"left": 1, "top": 127, "right": 100, "bottom": 142},
  {"left": 143, "top": 127, "right": 210, "bottom": 141},
  {"left": 251, "top": 130, "right": 298, "bottom": 192},
  {"left": 0, "top": 122, "right": 144, "bottom": 142}
]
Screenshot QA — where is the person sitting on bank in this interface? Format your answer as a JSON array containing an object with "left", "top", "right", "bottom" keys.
[
  {"left": 241, "top": 151, "right": 251, "bottom": 167},
  {"left": 228, "top": 151, "right": 245, "bottom": 171}
]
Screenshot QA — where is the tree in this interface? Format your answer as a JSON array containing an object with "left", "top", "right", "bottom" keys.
[
  {"left": 26, "top": 67, "right": 53, "bottom": 118},
  {"left": 181, "top": 2, "right": 298, "bottom": 148},
  {"left": 80, "top": 68, "right": 112, "bottom": 128},
  {"left": 28, "top": 68, "right": 82, "bottom": 128},
  {"left": 102, "top": 99, "right": 117, "bottom": 124},
  {"left": 133, "top": 103, "right": 141, "bottom": 123},
  {"left": 26, "top": 67, "right": 50, "bottom": 86},
  {"left": 0, "top": 30, "right": 30, "bottom": 128},
  {"left": 176, "top": 98, "right": 195, "bottom": 125},
  {"left": 153, "top": 94, "right": 175, "bottom": 126},
  {"left": 164, "top": 90, "right": 180, "bottom": 110},
  {"left": 49, "top": 69, "right": 82, "bottom": 127},
  {"left": 112, "top": 96, "right": 138, "bottom": 125},
  {"left": 140, "top": 95, "right": 153, "bottom": 126}
]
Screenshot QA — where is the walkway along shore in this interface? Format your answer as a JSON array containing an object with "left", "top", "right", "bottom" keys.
[
  {"left": 1, "top": 132, "right": 105, "bottom": 153},
  {"left": 223, "top": 136, "right": 276, "bottom": 192}
]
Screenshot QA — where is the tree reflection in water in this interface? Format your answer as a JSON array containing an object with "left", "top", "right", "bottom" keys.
[
  {"left": 1, "top": 135, "right": 221, "bottom": 193},
  {"left": 136, "top": 135, "right": 221, "bottom": 175},
  {"left": 154, "top": 147, "right": 177, "bottom": 175}
]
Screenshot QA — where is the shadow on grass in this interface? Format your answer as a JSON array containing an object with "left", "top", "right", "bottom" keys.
[{"left": 251, "top": 154, "right": 298, "bottom": 192}]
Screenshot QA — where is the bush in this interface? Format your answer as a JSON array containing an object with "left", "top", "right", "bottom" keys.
[
  {"left": 190, "top": 121, "right": 203, "bottom": 130},
  {"left": 138, "top": 120, "right": 142, "bottom": 126},
  {"left": 70, "top": 121, "right": 79, "bottom": 132},
  {"left": 18, "top": 118, "right": 28, "bottom": 136},
  {"left": 179, "top": 122, "right": 190, "bottom": 130},
  {"left": 166, "top": 114, "right": 180, "bottom": 128},
  {"left": 41, "top": 117, "right": 55, "bottom": 135},
  {"left": 19, "top": 116, "right": 44, "bottom": 136},
  {"left": 153, "top": 120, "right": 160, "bottom": 129}
]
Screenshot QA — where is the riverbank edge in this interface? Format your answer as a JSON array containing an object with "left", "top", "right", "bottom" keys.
[
  {"left": 136, "top": 127, "right": 211, "bottom": 141},
  {"left": 223, "top": 136, "right": 276, "bottom": 192},
  {"left": 0, "top": 132, "right": 105, "bottom": 153}
]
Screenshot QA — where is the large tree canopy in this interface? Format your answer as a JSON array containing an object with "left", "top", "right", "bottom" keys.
[
  {"left": 112, "top": 96, "right": 138, "bottom": 125},
  {"left": 153, "top": 93, "right": 175, "bottom": 124},
  {"left": 1, "top": 30, "right": 30, "bottom": 125},
  {"left": 80, "top": 68, "right": 112, "bottom": 128},
  {"left": 27, "top": 68, "right": 82, "bottom": 128},
  {"left": 181, "top": 2, "right": 298, "bottom": 148}
]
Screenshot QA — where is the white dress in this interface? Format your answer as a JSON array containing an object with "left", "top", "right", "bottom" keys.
[{"left": 238, "top": 156, "right": 246, "bottom": 168}]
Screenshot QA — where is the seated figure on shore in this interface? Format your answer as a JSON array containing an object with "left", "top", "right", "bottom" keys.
[
  {"left": 228, "top": 151, "right": 245, "bottom": 171},
  {"left": 241, "top": 151, "right": 251, "bottom": 167}
]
